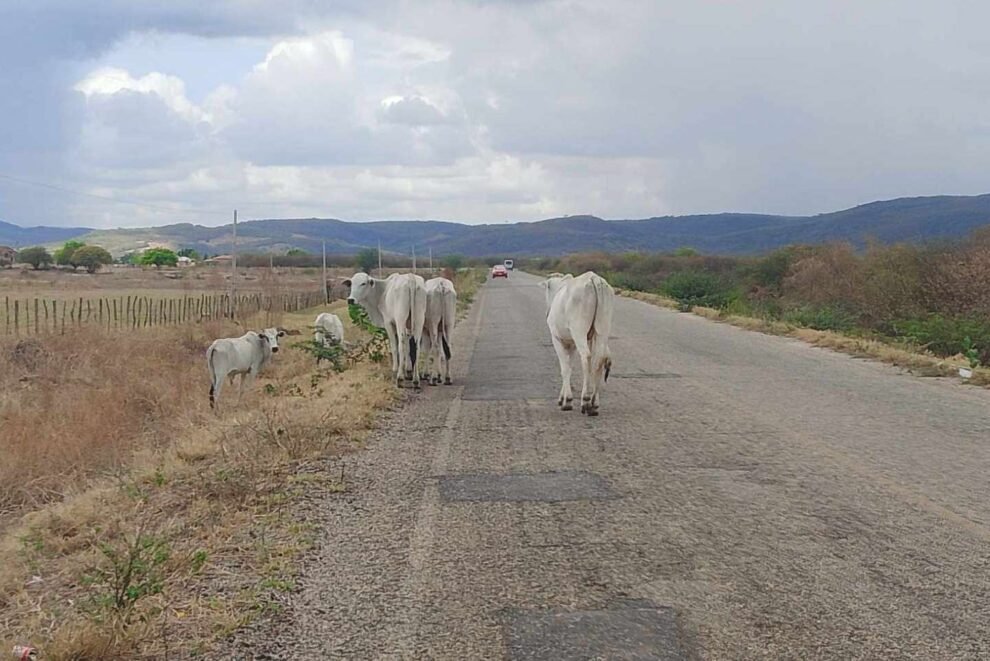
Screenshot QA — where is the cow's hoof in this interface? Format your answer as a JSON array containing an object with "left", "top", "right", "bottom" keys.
[
  {"left": 561, "top": 402, "right": 573, "bottom": 411},
  {"left": 444, "top": 378, "right": 452, "bottom": 385},
  {"left": 587, "top": 408, "right": 600, "bottom": 417}
]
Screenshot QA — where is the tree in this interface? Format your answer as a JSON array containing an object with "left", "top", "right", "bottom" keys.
[
  {"left": 17, "top": 246, "right": 52, "bottom": 270},
  {"left": 286, "top": 248, "right": 308, "bottom": 256},
  {"left": 177, "top": 248, "right": 200, "bottom": 260},
  {"left": 356, "top": 248, "right": 378, "bottom": 274},
  {"left": 139, "top": 248, "right": 179, "bottom": 268},
  {"left": 442, "top": 254, "right": 465, "bottom": 270},
  {"left": 72, "top": 246, "right": 113, "bottom": 273},
  {"left": 54, "top": 240, "right": 86, "bottom": 268}
]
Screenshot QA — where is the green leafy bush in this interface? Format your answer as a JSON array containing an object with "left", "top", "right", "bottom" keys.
[
  {"left": 660, "top": 271, "right": 735, "bottom": 309},
  {"left": 893, "top": 315, "right": 990, "bottom": 363}
]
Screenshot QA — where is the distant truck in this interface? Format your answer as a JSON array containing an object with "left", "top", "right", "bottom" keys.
[{"left": 503, "top": 259, "right": 514, "bottom": 271}]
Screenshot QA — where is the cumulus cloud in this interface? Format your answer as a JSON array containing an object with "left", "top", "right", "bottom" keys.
[{"left": 379, "top": 96, "right": 449, "bottom": 126}]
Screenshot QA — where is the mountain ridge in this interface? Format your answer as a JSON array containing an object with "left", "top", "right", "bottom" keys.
[{"left": 2, "top": 193, "right": 989, "bottom": 257}]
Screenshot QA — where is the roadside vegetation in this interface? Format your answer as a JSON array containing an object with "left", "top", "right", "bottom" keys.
[
  {"left": 524, "top": 228, "right": 990, "bottom": 384},
  {"left": 0, "top": 265, "right": 484, "bottom": 657}
]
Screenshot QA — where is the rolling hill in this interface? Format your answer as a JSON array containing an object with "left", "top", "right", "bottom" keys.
[{"left": 3, "top": 194, "right": 990, "bottom": 257}]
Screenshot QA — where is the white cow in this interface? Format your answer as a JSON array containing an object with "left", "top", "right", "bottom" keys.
[
  {"left": 207, "top": 327, "right": 295, "bottom": 408},
  {"left": 421, "top": 277, "right": 457, "bottom": 385},
  {"left": 344, "top": 272, "right": 427, "bottom": 388},
  {"left": 543, "top": 272, "right": 614, "bottom": 416},
  {"left": 314, "top": 312, "right": 345, "bottom": 347}
]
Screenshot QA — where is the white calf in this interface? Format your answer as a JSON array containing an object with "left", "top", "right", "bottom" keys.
[
  {"left": 314, "top": 312, "right": 345, "bottom": 347},
  {"left": 543, "top": 272, "right": 614, "bottom": 416},
  {"left": 344, "top": 272, "right": 427, "bottom": 387},
  {"left": 207, "top": 327, "right": 289, "bottom": 408},
  {"left": 421, "top": 277, "right": 457, "bottom": 385}
]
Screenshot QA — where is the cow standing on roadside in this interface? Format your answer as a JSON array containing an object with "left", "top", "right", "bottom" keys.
[
  {"left": 543, "top": 272, "right": 614, "bottom": 416},
  {"left": 207, "top": 327, "right": 297, "bottom": 408},
  {"left": 421, "top": 277, "right": 457, "bottom": 385},
  {"left": 344, "top": 272, "right": 427, "bottom": 388}
]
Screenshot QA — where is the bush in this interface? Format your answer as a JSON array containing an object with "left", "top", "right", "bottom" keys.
[
  {"left": 72, "top": 246, "right": 113, "bottom": 273},
  {"left": 54, "top": 240, "right": 86, "bottom": 268},
  {"left": 893, "top": 315, "right": 990, "bottom": 363},
  {"left": 139, "top": 248, "right": 178, "bottom": 268},
  {"left": 356, "top": 248, "right": 377, "bottom": 274},
  {"left": 661, "top": 271, "right": 735, "bottom": 309},
  {"left": 17, "top": 246, "right": 52, "bottom": 270}
]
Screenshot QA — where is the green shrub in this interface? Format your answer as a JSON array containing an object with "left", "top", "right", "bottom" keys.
[
  {"left": 893, "top": 315, "right": 990, "bottom": 362},
  {"left": 782, "top": 305, "right": 857, "bottom": 332},
  {"left": 660, "top": 271, "right": 735, "bottom": 309}
]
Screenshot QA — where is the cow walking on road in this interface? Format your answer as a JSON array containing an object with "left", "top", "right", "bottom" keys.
[
  {"left": 422, "top": 277, "right": 457, "bottom": 385},
  {"left": 344, "top": 272, "right": 427, "bottom": 388},
  {"left": 543, "top": 272, "right": 614, "bottom": 416},
  {"left": 207, "top": 327, "right": 297, "bottom": 408}
]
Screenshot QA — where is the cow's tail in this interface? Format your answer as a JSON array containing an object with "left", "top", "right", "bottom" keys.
[
  {"left": 408, "top": 336, "right": 418, "bottom": 368},
  {"left": 440, "top": 284, "right": 455, "bottom": 361},
  {"left": 207, "top": 344, "right": 217, "bottom": 408},
  {"left": 589, "top": 274, "right": 614, "bottom": 382}
]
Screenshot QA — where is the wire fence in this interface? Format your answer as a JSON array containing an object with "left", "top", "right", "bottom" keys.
[{"left": 2, "top": 291, "right": 326, "bottom": 336}]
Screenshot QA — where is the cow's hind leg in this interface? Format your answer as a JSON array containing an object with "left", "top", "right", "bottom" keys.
[
  {"left": 573, "top": 334, "right": 594, "bottom": 414},
  {"left": 551, "top": 335, "right": 575, "bottom": 410}
]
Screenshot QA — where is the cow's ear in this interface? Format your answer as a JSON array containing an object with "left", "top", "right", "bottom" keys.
[
  {"left": 342, "top": 279, "right": 351, "bottom": 287},
  {"left": 369, "top": 279, "right": 375, "bottom": 287}
]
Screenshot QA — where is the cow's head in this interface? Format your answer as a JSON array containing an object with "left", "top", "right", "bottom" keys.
[
  {"left": 343, "top": 272, "right": 376, "bottom": 306},
  {"left": 257, "top": 327, "right": 287, "bottom": 353}
]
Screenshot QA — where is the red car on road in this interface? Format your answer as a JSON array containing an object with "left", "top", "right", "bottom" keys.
[{"left": 491, "top": 264, "right": 509, "bottom": 278}]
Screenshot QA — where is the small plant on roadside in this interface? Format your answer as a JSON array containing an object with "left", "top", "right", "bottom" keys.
[
  {"left": 293, "top": 335, "right": 347, "bottom": 372},
  {"left": 962, "top": 336, "right": 981, "bottom": 369},
  {"left": 348, "top": 303, "right": 389, "bottom": 363},
  {"left": 81, "top": 530, "right": 170, "bottom": 622}
]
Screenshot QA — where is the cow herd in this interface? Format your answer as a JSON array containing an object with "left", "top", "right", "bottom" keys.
[{"left": 206, "top": 269, "right": 616, "bottom": 416}]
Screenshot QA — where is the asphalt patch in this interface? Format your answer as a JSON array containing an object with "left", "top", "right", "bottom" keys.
[
  {"left": 438, "top": 470, "right": 618, "bottom": 503},
  {"left": 504, "top": 605, "right": 686, "bottom": 660}
]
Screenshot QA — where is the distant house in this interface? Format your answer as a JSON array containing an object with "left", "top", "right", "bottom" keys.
[
  {"left": 203, "top": 255, "right": 232, "bottom": 265},
  {"left": 0, "top": 246, "right": 16, "bottom": 268},
  {"left": 177, "top": 255, "right": 195, "bottom": 267}
]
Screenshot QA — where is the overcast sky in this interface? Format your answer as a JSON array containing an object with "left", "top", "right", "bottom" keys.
[{"left": 1, "top": 0, "right": 987, "bottom": 228}]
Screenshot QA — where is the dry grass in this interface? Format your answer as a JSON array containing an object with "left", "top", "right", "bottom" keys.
[
  {"left": 620, "top": 289, "right": 990, "bottom": 385},
  {"left": 0, "top": 300, "right": 397, "bottom": 658}
]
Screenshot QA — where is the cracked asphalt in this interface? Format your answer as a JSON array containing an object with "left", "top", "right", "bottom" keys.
[{"left": 228, "top": 271, "right": 990, "bottom": 660}]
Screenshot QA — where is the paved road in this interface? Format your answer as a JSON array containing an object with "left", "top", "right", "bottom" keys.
[{"left": 230, "top": 272, "right": 990, "bottom": 659}]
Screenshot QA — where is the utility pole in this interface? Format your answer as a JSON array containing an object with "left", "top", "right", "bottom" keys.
[
  {"left": 322, "top": 240, "right": 328, "bottom": 304},
  {"left": 377, "top": 240, "right": 383, "bottom": 276},
  {"left": 231, "top": 209, "right": 237, "bottom": 309},
  {"left": 429, "top": 247, "right": 433, "bottom": 274},
  {"left": 412, "top": 245, "right": 416, "bottom": 273}
]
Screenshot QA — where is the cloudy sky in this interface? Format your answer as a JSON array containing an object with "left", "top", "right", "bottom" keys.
[{"left": 0, "top": 0, "right": 987, "bottom": 228}]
